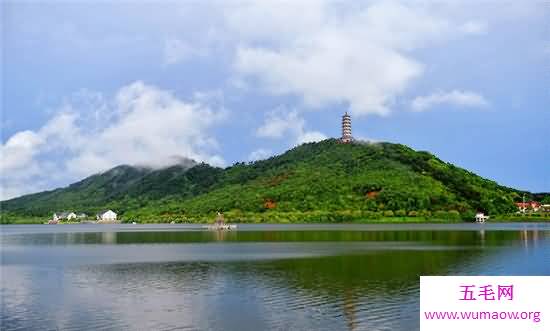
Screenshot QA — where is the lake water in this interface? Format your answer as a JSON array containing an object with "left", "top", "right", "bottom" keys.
[{"left": 2, "top": 223, "right": 550, "bottom": 330}]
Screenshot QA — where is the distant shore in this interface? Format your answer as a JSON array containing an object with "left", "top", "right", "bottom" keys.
[{"left": 2, "top": 216, "right": 549, "bottom": 225}]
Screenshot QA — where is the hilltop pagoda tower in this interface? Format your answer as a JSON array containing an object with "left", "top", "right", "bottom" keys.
[{"left": 340, "top": 112, "right": 353, "bottom": 143}]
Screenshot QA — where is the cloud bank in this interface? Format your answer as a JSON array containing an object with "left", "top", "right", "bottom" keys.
[
  {"left": 247, "top": 148, "right": 273, "bottom": 162},
  {"left": 228, "top": 1, "right": 483, "bottom": 116},
  {"left": 256, "top": 108, "right": 327, "bottom": 146},
  {"left": 1, "top": 81, "right": 226, "bottom": 199},
  {"left": 411, "top": 90, "right": 489, "bottom": 112}
]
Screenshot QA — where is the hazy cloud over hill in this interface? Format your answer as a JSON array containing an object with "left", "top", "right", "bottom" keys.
[{"left": 1, "top": 82, "right": 225, "bottom": 199}]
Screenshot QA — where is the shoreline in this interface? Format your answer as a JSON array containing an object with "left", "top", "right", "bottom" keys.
[{"left": 2, "top": 217, "right": 550, "bottom": 225}]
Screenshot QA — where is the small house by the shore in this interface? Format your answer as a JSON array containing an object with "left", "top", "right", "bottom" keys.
[
  {"left": 96, "top": 210, "right": 117, "bottom": 222},
  {"left": 515, "top": 201, "right": 541, "bottom": 212},
  {"left": 53, "top": 211, "right": 77, "bottom": 221},
  {"left": 475, "top": 212, "right": 489, "bottom": 223}
]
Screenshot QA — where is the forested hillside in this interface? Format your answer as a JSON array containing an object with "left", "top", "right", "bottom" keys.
[{"left": 1, "top": 139, "right": 528, "bottom": 222}]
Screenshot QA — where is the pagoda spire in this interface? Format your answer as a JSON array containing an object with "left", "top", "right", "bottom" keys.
[{"left": 341, "top": 111, "right": 353, "bottom": 143}]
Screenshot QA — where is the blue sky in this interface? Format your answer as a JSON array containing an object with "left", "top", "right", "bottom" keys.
[{"left": 1, "top": 1, "right": 549, "bottom": 199}]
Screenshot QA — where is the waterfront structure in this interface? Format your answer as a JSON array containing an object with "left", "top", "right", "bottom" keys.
[
  {"left": 515, "top": 201, "right": 541, "bottom": 212},
  {"left": 96, "top": 210, "right": 117, "bottom": 222},
  {"left": 216, "top": 211, "right": 225, "bottom": 225},
  {"left": 53, "top": 211, "right": 77, "bottom": 221},
  {"left": 475, "top": 212, "right": 489, "bottom": 223},
  {"left": 340, "top": 112, "right": 353, "bottom": 143}
]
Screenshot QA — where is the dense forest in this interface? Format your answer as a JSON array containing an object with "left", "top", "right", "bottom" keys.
[{"left": 1, "top": 139, "right": 542, "bottom": 223}]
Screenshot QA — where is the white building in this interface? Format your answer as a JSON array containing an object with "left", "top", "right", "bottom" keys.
[
  {"left": 53, "top": 212, "right": 77, "bottom": 221},
  {"left": 475, "top": 212, "right": 489, "bottom": 223},
  {"left": 96, "top": 210, "right": 117, "bottom": 222}
]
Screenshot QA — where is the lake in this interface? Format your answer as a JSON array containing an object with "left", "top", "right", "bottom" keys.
[{"left": 2, "top": 223, "right": 549, "bottom": 330}]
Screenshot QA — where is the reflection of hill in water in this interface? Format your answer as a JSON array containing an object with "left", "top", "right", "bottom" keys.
[
  {"left": 73, "top": 231, "right": 548, "bottom": 330},
  {"left": 251, "top": 250, "right": 477, "bottom": 329},
  {"left": 71, "top": 248, "right": 484, "bottom": 330},
  {"left": 5, "top": 229, "right": 547, "bottom": 331},
  {"left": 6, "top": 229, "right": 547, "bottom": 246}
]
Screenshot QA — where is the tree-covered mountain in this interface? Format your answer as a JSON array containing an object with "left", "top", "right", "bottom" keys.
[{"left": 1, "top": 139, "right": 532, "bottom": 222}]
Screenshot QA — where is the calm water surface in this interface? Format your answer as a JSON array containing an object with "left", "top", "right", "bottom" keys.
[{"left": 2, "top": 223, "right": 550, "bottom": 330}]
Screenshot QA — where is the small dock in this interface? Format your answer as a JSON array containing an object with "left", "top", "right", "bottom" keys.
[
  {"left": 203, "top": 224, "right": 237, "bottom": 231},
  {"left": 203, "top": 212, "right": 237, "bottom": 230},
  {"left": 475, "top": 212, "right": 489, "bottom": 223}
]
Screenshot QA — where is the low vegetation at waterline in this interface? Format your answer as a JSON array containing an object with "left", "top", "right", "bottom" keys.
[{"left": 1, "top": 139, "right": 548, "bottom": 224}]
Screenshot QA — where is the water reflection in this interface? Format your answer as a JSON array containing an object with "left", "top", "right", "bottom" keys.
[
  {"left": 3, "top": 227, "right": 550, "bottom": 246},
  {"left": 1, "top": 224, "right": 549, "bottom": 331}
]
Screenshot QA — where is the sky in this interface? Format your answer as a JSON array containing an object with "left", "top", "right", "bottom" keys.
[{"left": 1, "top": 0, "right": 549, "bottom": 200}]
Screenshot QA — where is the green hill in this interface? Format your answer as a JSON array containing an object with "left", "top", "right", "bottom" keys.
[{"left": 1, "top": 139, "right": 529, "bottom": 223}]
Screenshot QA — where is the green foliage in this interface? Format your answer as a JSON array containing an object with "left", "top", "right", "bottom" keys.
[
  {"left": 395, "top": 209, "right": 407, "bottom": 217},
  {"left": 1, "top": 139, "right": 524, "bottom": 222}
]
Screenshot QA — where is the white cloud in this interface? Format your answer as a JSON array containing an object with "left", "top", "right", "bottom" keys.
[
  {"left": 222, "top": 1, "right": 512, "bottom": 117},
  {"left": 459, "top": 20, "right": 488, "bottom": 35},
  {"left": 228, "top": 1, "right": 480, "bottom": 116},
  {"left": 256, "top": 108, "right": 304, "bottom": 139},
  {"left": 296, "top": 131, "right": 327, "bottom": 145},
  {"left": 71, "top": 82, "right": 226, "bottom": 173},
  {"left": 354, "top": 135, "right": 379, "bottom": 144},
  {"left": 0, "top": 81, "right": 226, "bottom": 199},
  {"left": 256, "top": 107, "right": 326, "bottom": 146},
  {"left": 411, "top": 90, "right": 489, "bottom": 112},
  {"left": 1, "top": 131, "right": 44, "bottom": 173},
  {"left": 248, "top": 148, "right": 273, "bottom": 162}
]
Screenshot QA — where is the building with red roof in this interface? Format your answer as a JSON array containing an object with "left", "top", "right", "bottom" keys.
[{"left": 515, "top": 201, "right": 541, "bottom": 212}]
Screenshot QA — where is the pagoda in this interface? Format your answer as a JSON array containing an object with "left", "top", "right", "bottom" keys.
[{"left": 340, "top": 112, "right": 353, "bottom": 143}]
